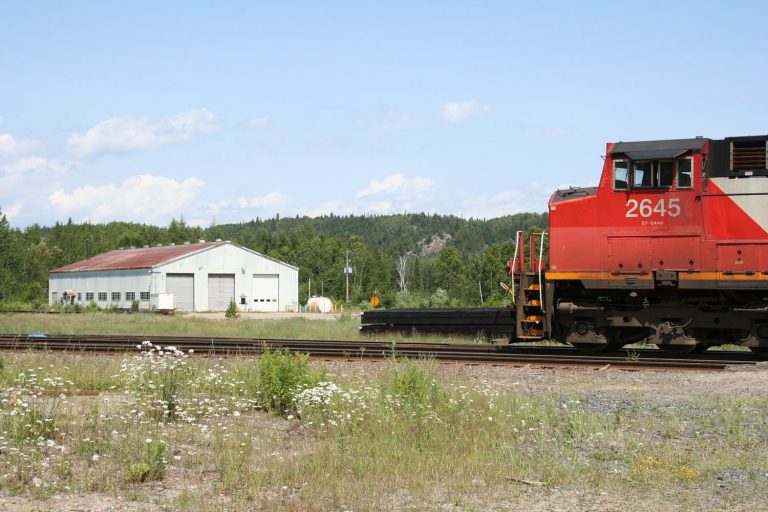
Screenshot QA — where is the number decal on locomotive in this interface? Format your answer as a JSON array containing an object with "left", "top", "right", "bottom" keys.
[{"left": 625, "top": 198, "right": 680, "bottom": 218}]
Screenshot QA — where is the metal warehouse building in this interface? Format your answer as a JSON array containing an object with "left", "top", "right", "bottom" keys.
[{"left": 49, "top": 241, "right": 299, "bottom": 312}]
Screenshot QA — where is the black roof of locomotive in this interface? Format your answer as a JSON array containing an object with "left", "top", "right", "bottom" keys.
[{"left": 609, "top": 138, "right": 707, "bottom": 160}]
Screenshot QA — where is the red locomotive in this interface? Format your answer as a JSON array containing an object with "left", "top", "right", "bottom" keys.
[{"left": 511, "top": 135, "right": 768, "bottom": 354}]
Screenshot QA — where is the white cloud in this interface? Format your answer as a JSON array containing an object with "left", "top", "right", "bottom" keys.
[
  {"left": 0, "top": 133, "right": 40, "bottom": 155},
  {"left": 238, "top": 191, "right": 291, "bottom": 209},
  {"left": 356, "top": 173, "right": 434, "bottom": 199},
  {"left": 49, "top": 174, "right": 205, "bottom": 223},
  {"left": 365, "top": 201, "right": 392, "bottom": 213},
  {"left": 247, "top": 116, "right": 270, "bottom": 128},
  {"left": 303, "top": 200, "right": 357, "bottom": 218},
  {"left": 460, "top": 183, "right": 554, "bottom": 218},
  {"left": 2, "top": 156, "right": 71, "bottom": 176},
  {"left": 299, "top": 174, "right": 438, "bottom": 216},
  {"left": 67, "top": 108, "right": 217, "bottom": 156},
  {"left": 440, "top": 99, "right": 490, "bottom": 123},
  {"left": 1, "top": 200, "right": 22, "bottom": 220}
]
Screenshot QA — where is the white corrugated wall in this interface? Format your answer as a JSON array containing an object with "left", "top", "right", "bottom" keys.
[
  {"left": 156, "top": 243, "right": 299, "bottom": 312},
  {"left": 48, "top": 269, "right": 152, "bottom": 308},
  {"left": 48, "top": 243, "right": 299, "bottom": 312}
]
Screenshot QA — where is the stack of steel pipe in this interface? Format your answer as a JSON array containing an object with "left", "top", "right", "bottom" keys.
[{"left": 360, "top": 308, "right": 514, "bottom": 339}]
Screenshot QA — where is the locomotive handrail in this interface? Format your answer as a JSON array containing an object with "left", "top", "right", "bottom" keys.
[
  {"left": 510, "top": 230, "right": 523, "bottom": 305},
  {"left": 538, "top": 232, "right": 547, "bottom": 313}
]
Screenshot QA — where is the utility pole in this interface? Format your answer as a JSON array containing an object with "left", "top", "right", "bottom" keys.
[{"left": 344, "top": 251, "right": 350, "bottom": 302}]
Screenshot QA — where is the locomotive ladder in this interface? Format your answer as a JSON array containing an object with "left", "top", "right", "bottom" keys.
[{"left": 510, "top": 231, "right": 547, "bottom": 340}]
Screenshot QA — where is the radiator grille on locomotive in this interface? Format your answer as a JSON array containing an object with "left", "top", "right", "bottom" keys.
[{"left": 730, "top": 139, "right": 768, "bottom": 171}]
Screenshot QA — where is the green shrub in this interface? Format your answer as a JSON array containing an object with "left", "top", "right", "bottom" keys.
[
  {"left": 131, "top": 300, "right": 140, "bottom": 310},
  {"left": 336, "top": 311, "right": 355, "bottom": 322},
  {"left": 256, "top": 348, "right": 320, "bottom": 415},
  {"left": 123, "top": 342, "right": 195, "bottom": 421},
  {"left": 225, "top": 299, "right": 239, "bottom": 319},
  {"left": 388, "top": 361, "right": 439, "bottom": 408},
  {"left": 429, "top": 288, "right": 450, "bottom": 307},
  {"left": 127, "top": 439, "right": 166, "bottom": 482},
  {"left": 394, "top": 290, "right": 430, "bottom": 308},
  {"left": 61, "top": 303, "right": 83, "bottom": 314}
]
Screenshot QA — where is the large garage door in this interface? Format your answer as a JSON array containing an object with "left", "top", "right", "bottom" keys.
[
  {"left": 253, "top": 274, "right": 279, "bottom": 312},
  {"left": 167, "top": 273, "right": 194, "bottom": 311},
  {"left": 208, "top": 274, "right": 235, "bottom": 311}
]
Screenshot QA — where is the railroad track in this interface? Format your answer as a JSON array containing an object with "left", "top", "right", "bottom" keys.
[{"left": 1, "top": 333, "right": 765, "bottom": 371}]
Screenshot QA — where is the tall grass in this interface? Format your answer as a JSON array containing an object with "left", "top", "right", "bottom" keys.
[
  {"left": 0, "top": 349, "right": 766, "bottom": 509},
  {"left": 0, "top": 311, "right": 483, "bottom": 343}
]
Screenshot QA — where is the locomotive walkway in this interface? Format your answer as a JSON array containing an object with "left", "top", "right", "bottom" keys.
[{"left": 1, "top": 333, "right": 765, "bottom": 371}]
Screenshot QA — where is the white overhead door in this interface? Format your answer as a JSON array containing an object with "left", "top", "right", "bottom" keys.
[
  {"left": 208, "top": 273, "right": 235, "bottom": 311},
  {"left": 253, "top": 274, "right": 279, "bottom": 312},
  {"left": 167, "top": 273, "right": 194, "bottom": 311}
]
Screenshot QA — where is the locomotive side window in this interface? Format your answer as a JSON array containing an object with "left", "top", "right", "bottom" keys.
[
  {"left": 677, "top": 158, "right": 692, "bottom": 188},
  {"left": 658, "top": 161, "right": 673, "bottom": 187},
  {"left": 613, "top": 160, "right": 629, "bottom": 190},
  {"left": 633, "top": 161, "right": 654, "bottom": 188}
]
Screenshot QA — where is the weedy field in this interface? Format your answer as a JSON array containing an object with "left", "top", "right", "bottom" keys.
[
  {"left": 0, "top": 314, "right": 767, "bottom": 511},
  {"left": 0, "top": 311, "right": 483, "bottom": 345}
]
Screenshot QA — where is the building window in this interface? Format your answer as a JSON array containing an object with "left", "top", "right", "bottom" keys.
[
  {"left": 677, "top": 158, "right": 692, "bottom": 188},
  {"left": 126, "top": 292, "right": 136, "bottom": 301},
  {"left": 98, "top": 292, "right": 107, "bottom": 301},
  {"left": 140, "top": 292, "right": 150, "bottom": 301},
  {"left": 86, "top": 292, "right": 94, "bottom": 301},
  {"left": 613, "top": 160, "right": 628, "bottom": 190},
  {"left": 77, "top": 293, "right": 82, "bottom": 301},
  {"left": 111, "top": 292, "right": 121, "bottom": 302}
]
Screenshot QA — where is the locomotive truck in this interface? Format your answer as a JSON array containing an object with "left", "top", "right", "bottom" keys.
[
  {"left": 361, "top": 134, "right": 768, "bottom": 355},
  {"left": 514, "top": 134, "right": 768, "bottom": 354}
]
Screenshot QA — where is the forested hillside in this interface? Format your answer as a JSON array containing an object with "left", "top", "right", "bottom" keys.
[{"left": 0, "top": 209, "right": 547, "bottom": 308}]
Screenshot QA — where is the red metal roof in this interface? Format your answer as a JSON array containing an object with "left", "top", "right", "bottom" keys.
[{"left": 51, "top": 241, "right": 226, "bottom": 272}]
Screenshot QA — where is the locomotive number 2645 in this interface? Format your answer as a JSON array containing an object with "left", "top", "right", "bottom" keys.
[{"left": 625, "top": 198, "right": 681, "bottom": 218}]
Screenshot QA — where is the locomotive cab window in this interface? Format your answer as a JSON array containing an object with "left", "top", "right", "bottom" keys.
[
  {"left": 677, "top": 158, "right": 692, "bottom": 188},
  {"left": 632, "top": 161, "right": 654, "bottom": 188},
  {"left": 658, "top": 161, "right": 673, "bottom": 187},
  {"left": 631, "top": 160, "right": 673, "bottom": 189},
  {"left": 613, "top": 160, "right": 629, "bottom": 190}
]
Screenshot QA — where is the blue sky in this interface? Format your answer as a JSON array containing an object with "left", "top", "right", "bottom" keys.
[{"left": 1, "top": 1, "right": 767, "bottom": 227}]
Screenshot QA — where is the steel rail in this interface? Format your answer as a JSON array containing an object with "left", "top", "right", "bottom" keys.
[{"left": 1, "top": 333, "right": 765, "bottom": 371}]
